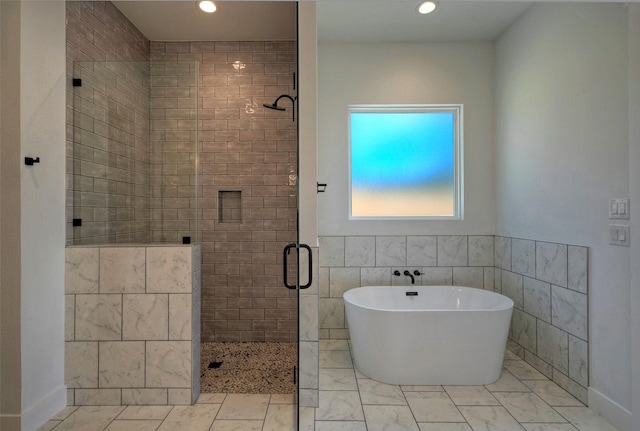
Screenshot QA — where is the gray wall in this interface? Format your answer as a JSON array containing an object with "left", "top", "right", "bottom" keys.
[
  {"left": 1, "top": 1, "right": 67, "bottom": 430},
  {"left": 318, "top": 41, "right": 495, "bottom": 236},
  {"left": 495, "top": 3, "right": 632, "bottom": 427}
]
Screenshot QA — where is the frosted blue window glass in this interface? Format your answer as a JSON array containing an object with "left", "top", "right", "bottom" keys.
[{"left": 349, "top": 105, "right": 462, "bottom": 219}]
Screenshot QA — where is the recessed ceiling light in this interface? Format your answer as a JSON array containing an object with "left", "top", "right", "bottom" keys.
[
  {"left": 417, "top": 1, "right": 438, "bottom": 15},
  {"left": 198, "top": 1, "right": 217, "bottom": 13}
]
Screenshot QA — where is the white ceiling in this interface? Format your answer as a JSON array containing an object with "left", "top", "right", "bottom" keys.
[
  {"left": 113, "top": 1, "right": 297, "bottom": 41},
  {"left": 113, "top": 1, "right": 534, "bottom": 43},
  {"left": 317, "top": 1, "right": 533, "bottom": 42}
]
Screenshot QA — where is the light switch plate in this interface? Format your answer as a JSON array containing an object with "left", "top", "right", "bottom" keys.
[
  {"left": 609, "top": 198, "right": 630, "bottom": 219},
  {"left": 609, "top": 224, "right": 630, "bottom": 246}
]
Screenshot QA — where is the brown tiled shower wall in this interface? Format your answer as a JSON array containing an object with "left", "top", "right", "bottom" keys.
[
  {"left": 148, "top": 61, "right": 198, "bottom": 243},
  {"left": 67, "top": 2, "right": 298, "bottom": 342},
  {"left": 150, "top": 41, "right": 298, "bottom": 343},
  {"left": 66, "top": 1, "right": 152, "bottom": 245}
]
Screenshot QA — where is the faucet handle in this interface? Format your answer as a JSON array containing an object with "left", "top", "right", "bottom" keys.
[
  {"left": 413, "top": 270, "right": 422, "bottom": 276},
  {"left": 393, "top": 270, "right": 401, "bottom": 276}
]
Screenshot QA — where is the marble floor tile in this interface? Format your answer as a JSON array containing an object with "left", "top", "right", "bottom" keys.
[
  {"left": 357, "top": 378, "right": 407, "bottom": 405},
  {"left": 117, "top": 405, "right": 173, "bottom": 420},
  {"left": 554, "top": 407, "right": 620, "bottom": 431},
  {"left": 104, "top": 420, "right": 163, "bottom": 431},
  {"left": 51, "top": 406, "right": 78, "bottom": 421},
  {"left": 299, "top": 407, "right": 316, "bottom": 431},
  {"left": 521, "top": 424, "right": 579, "bottom": 431},
  {"left": 354, "top": 368, "right": 368, "bottom": 379},
  {"left": 53, "top": 406, "right": 125, "bottom": 431},
  {"left": 320, "top": 368, "right": 358, "bottom": 390},
  {"left": 156, "top": 404, "right": 219, "bottom": 431},
  {"left": 209, "top": 420, "right": 264, "bottom": 431},
  {"left": 196, "top": 393, "right": 226, "bottom": 404},
  {"left": 485, "top": 370, "right": 531, "bottom": 392},
  {"left": 363, "top": 405, "right": 419, "bottom": 431},
  {"left": 36, "top": 421, "right": 60, "bottom": 431},
  {"left": 42, "top": 346, "right": 621, "bottom": 431},
  {"left": 503, "top": 360, "right": 549, "bottom": 380},
  {"left": 405, "top": 391, "right": 465, "bottom": 422},
  {"left": 418, "top": 424, "right": 473, "bottom": 431},
  {"left": 401, "top": 385, "right": 444, "bottom": 392},
  {"left": 263, "top": 404, "right": 295, "bottom": 431},
  {"left": 521, "top": 380, "right": 583, "bottom": 407},
  {"left": 493, "top": 392, "right": 565, "bottom": 423},
  {"left": 444, "top": 386, "right": 500, "bottom": 406},
  {"left": 458, "top": 406, "right": 526, "bottom": 431},
  {"left": 319, "top": 349, "right": 353, "bottom": 368},
  {"left": 315, "top": 421, "right": 367, "bottom": 431},
  {"left": 316, "top": 390, "right": 365, "bottom": 421},
  {"left": 216, "top": 394, "right": 269, "bottom": 420},
  {"left": 270, "top": 393, "right": 296, "bottom": 404},
  {"left": 505, "top": 349, "right": 522, "bottom": 360},
  {"left": 319, "top": 339, "right": 350, "bottom": 351}
]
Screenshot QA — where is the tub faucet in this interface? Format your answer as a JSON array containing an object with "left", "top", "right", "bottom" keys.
[{"left": 403, "top": 270, "right": 415, "bottom": 284}]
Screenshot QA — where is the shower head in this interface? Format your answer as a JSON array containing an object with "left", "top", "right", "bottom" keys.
[
  {"left": 263, "top": 94, "right": 296, "bottom": 121},
  {"left": 262, "top": 103, "right": 286, "bottom": 112}
]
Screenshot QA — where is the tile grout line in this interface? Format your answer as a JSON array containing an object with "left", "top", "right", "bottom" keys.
[{"left": 349, "top": 343, "right": 369, "bottom": 431}]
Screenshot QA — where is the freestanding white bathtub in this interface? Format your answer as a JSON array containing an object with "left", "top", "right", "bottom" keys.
[{"left": 343, "top": 285, "right": 514, "bottom": 385}]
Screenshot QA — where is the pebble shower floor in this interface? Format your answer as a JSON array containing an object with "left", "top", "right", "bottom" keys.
[{"left": 200, "top": 342, "right": 297, "bottom": 394}]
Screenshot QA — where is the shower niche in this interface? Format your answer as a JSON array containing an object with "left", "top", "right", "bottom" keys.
[{"left": 218, "top": 190, "right": 242, "bottom": 223}]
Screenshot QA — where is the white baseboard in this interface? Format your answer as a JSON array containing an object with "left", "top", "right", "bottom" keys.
[
  {"left": 21, "top": 384, "right": 67, "bottom": 431},
  {"left": 589, "top": 387, "right": 633, "bottom": 431}
]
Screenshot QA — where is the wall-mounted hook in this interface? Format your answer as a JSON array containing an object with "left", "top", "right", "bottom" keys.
[
  {"left": 25, "top": 157, "right": 40, "bottom": 166},
  {"left": 317, "top": 183, "right": 327, "bottom": 193}
]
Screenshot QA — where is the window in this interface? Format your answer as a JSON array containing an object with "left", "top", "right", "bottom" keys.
[{"left": 349, "top": 104, "right": 463, "bottom": 219}]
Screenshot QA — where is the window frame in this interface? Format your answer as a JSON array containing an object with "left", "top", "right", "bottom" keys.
[{"left": 348, "top": 104, "right": 464, "bottom": 220}]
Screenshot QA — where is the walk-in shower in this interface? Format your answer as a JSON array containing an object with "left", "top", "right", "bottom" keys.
[
  {"left": 68, "top": 45, "right": 298, "bottom": 397},
  {"left": 66, "top": 0, "right": 299, "bottom": 404}
]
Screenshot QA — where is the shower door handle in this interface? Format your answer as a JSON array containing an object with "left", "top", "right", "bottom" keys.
[
  {"left": 299, "top": 244, "right": 312, "bottom": 289},
  {"left": 283, "top": 243, "right": 313, "bottom": 289}
]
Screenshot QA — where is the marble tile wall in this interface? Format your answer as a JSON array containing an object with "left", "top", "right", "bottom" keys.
[
  {"left": 299, "top": 246, "right": 320, "bottom": 407},
  {"left": 65, "top": 244, "right": 201, "bottom": 406},
  {"left": 497, "top": 236, "right": 589, "bottom": 405},
  {"left": 318, "top": 235, "right": 496, "bottom": 340},
  {"left": 318, "top": 235, "right": 589, "bottom": 404}
]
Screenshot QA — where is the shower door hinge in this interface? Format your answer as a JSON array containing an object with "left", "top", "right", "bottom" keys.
[
  {"left": 72, "top": 78, "right": 82, "bottom": 87},
  {"left": 293, "top": 365, "right": 297, "bottom": 385}
]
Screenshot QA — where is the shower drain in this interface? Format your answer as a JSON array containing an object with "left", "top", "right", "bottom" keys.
[{"left": 208, "top": 361, "right": 223, "bottom": 369}]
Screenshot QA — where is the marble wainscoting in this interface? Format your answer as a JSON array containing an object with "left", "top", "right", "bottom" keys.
[
  {"left": 318, "top": 235, "right": 589, "bottom": 405},
  {"left": 65, "top": 244, "right": 201, "bottom": 406},
  {"left": 496, "top": 237, "right": 589, "bottom": 405},
  {"left": 299, "top": 245, "right": 320, "bottom": 407},
  {"left": 318, "top": 235, "right": 496, "bottom": 340}
]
